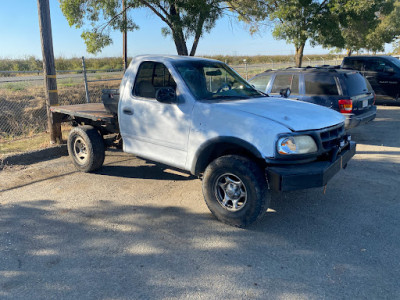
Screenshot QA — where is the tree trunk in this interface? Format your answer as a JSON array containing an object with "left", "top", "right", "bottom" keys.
[
  {"left": 295, "top": 43, "right": 305, "bottom": 67},
  {"left": 347, "top": 49, "right": 352, "bottom": 56},
  {"left": 172, "top": 30, "right": 188, "bottom": 55},
  {"left": 169, "top": 4, "right": 188, "bottom": 56},
  {"left": 189, "top": 15, "right": 205, "bottom": 56}
]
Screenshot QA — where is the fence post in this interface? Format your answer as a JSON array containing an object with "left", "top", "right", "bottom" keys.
[
  {"left": 82, "top": 56, "right": 90, "bottom": 103},
  {"left": 243, "top": 59, "right": 248, "bottom": 80}
]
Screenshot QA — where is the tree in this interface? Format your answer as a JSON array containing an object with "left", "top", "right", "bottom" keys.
[
  {"left": 60, "top": 0, "right": 225, "bottom": 56},
  {"left": 329, "top": 0, "right": 399, "bottom": 56},
  {"left": 393, "top": 39, "right": 400, "bottom": 54},
  {"left": 364, "top": 0, "right": 400, "bottom": 54},
  {"left": 232, "top": 0, "right": 340, "bottom": 67}
]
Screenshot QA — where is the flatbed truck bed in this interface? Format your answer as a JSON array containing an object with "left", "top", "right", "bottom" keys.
[{"left": 51, "top": 103, "right": 119, "bottom": 134}]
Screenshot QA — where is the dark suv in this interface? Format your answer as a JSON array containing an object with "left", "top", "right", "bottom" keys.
[
  {"left": 249, "top": 67, "right": 376, "bottom": 129},
  {"left": 341, "top": 55, "right": 400, "bottom": 102}
]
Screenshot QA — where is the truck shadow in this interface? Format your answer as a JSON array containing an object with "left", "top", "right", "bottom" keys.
[
  {"left": 96, "top": 164, "right": 195, "bottom": 181},
  {"left": 2, "top": 170, "right": 399, "bottom": 300},
  {"left": 348, "top": 105, "right": 400, "bottom": 147}
]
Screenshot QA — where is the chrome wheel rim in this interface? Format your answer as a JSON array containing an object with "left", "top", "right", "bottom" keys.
[
  {"left": 73, "top": 137, "right": 88, "bottom": 164},
  {"left": 214, "top": 173, "right": 247, "bottom": 211}
]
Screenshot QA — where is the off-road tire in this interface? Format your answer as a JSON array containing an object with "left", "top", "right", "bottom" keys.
[
  {"left": 67, "top": 125, "right": 105, "bottom": 172},
  {"left": 202, "top": 155, "right": 270, "bottom": 227}
]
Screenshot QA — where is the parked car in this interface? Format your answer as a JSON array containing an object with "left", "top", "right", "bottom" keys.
[
  {"left": 51, "top": 55, "right": 355, "bottom": 227},
  {"left": 341, "top": 55, "right": 400, "bottom": 102},
  {"left": 249, "top": 67, "right": 376, "bottom": 129}
]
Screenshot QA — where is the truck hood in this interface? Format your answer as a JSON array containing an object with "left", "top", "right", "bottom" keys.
[{"left": 215, "top": 97, "right": 345, "bottom": 131}]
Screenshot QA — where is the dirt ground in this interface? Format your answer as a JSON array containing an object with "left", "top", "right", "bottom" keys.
[{"left": 0, "top": 105, "right": 399, "bottom": 299}]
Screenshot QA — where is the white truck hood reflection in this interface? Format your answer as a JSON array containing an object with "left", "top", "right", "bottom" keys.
[{"left": 213, "top": 97, "right": 345, "bottom": 131}]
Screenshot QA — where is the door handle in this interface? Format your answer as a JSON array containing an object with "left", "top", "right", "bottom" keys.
[{"left": 122, "top": 108, "right": 134, "bottom": 115}]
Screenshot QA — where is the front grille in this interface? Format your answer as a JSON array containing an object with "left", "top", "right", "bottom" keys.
[{"left": 319, "top": 124, "right": 345, "bottom": 150}]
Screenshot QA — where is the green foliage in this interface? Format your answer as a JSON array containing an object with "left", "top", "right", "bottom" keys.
[
  {"left": 0, "top": 82, "right": 28, "bottom": 91},
  {"left": 0, "top": 56, "right": 42, "bottom": 73},
  {"left": 60, "top": 0, "right": 139, "bottom": 54},
  {"left": 329, "top": 0, "right": 399, "bottom": 54},
  {"left": 0, "top": 57, "right": 124, "bottom": 72},
  {"left": 0, "top": 54, "right": 345, "bottom": 73},
  {"left": 235, "top": 0, "right": 400, "bottom": 65},
  {"left": 59, "top": 0, "right": 225, "bottom": 56},
  {"left": 81, "top": 31, "right": 113, "bottom": 54},
  {"left": 393, "top": 39, "right": 400, "bottom": 54},
  {"left": 232, "top": 0, "right": 343, "bottom": 66}
]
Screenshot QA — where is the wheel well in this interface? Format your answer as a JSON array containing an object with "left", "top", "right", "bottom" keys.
[{"left": 192, "top": 141, "right": 264, "bottom": 176}]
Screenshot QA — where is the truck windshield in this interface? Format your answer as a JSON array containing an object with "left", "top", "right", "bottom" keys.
[
  {"left": 387, "top": 56, "right": 400, "bottom": 69},
  {"left": 173, "top": 61, "right": 265, "bottom": 101}
]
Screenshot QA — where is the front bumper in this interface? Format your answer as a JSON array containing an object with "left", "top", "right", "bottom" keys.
[
  {"left": 266, "top": 141, "right": 356, "bottom": 192},
  {"left": 344, "top": 106, "right": 376, "bottom": 129}
]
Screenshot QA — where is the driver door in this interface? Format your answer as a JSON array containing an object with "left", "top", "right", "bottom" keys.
[{"left": 119, "top": 61, "right": 193, "bottom": 169}]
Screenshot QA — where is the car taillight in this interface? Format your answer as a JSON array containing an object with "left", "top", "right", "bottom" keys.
[
  {"left": 338, "top": 99, "right": 353, "bottom": 113},
  {"left": 373, "top": 93, "right": 376, "bottom": 105}
]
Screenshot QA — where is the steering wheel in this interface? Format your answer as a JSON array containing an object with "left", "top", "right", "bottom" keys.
[{"left": 217, "top": 83, "right": 232, "bottom": 93}]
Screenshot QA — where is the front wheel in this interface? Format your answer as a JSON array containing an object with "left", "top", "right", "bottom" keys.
[
  {"left": 67, "top": 125, "right": 105, "bottom": 172},
  {"left": 202, "top": 155, "right": 270, "bottom": 227}
]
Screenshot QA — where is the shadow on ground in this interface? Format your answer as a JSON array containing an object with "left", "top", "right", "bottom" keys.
[{"left": 1, "top": 156, "right": 399, "bottom": 300}]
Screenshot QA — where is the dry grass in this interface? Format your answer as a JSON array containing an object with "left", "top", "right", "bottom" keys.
[{"left": 0, "top": 127, "right": 71, "bottom": 157}]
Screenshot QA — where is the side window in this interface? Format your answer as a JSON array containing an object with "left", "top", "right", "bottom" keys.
[
  {"left": 365, "top": 59, "right": 389, "bottom": 72},
  {"left": 250, "top": 74, "right": 271, "bottom": 92},
  {"left": 343, "top": 59, "right": 363, "bottom": 71},
  {"left": 133, "top": 62, "right": 176, "bottom": 99},
  {"left": 271, "top": 74, "right": 299, "bottom": 95},
  {"left": 304, "top": 75, "right": 339, "bottom": 96}
]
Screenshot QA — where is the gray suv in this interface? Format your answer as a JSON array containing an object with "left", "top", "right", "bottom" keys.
[{"left": 249, "top": 67, "right": 377, "bottom": 129}]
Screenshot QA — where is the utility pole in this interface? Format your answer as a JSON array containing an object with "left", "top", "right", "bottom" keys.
[
  {"left": 122, "top": 0, "right": 128, "bottom": 71},
  {"left": 37, "top": 0, "right": 62, "bottom": 144}
]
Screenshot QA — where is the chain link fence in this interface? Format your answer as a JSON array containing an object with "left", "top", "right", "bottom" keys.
[
  {"left": 0, "top": 58, "right": 340, "bottom": 149},
  {"left": 0, "top": 69, "right": 122, "bottom": 142}
]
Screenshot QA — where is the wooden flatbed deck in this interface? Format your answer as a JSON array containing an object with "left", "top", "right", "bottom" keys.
[{"left": 51, "top": 103, "right": 116, "bottom": 124}]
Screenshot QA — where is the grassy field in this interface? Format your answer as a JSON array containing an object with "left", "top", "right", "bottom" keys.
[{"left": 0, "top": 54, "right": 344, "bottom": 73}]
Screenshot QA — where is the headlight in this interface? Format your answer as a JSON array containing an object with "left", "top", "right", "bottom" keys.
[{"left": 277, "top": 135, "right": 318, "bottom": 155}]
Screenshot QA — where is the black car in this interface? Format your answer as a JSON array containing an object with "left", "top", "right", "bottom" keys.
[
  {"left": 249, "top": 67, "right": 377, "bottom": 129},
  {"left": 341, "top": 55, "right": 400, "bottom": 102}
]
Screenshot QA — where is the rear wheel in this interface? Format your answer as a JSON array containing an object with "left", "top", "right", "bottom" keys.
[
  {"left": 67, "top": 125, "right": 105, "bottom": 172},
  {"left": 202, "top": 155, "right": 270, "bottom": 227}
]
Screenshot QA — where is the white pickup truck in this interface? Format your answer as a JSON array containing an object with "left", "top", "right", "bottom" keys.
[{"left": 51, "top": 55, "right": 356, "bottom": 227}]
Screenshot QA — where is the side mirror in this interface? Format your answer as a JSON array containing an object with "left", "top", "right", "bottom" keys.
[
  {"left": 280, "top": 87, "right": 291, "bottom": 98},
  {"left": 155, "top": 87, "right": 176, "bottom": 103}
]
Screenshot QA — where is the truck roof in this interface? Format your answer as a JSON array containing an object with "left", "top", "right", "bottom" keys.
[
  {"left": 130, "top": 54, "right": 221, "bottom": 64},
  {"left": 343, "top": 55, "right": 394, "bottom": 60},
  {"left": 256, "top": 66, "right": 359, "bottom": 76}
]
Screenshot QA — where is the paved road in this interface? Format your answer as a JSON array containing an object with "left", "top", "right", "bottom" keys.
[{"left": 1, "top": 106, "right": 400, "bottom": 299}]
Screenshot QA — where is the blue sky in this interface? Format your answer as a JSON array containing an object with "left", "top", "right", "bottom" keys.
[{"left": 0, "top": 0, "right": 392, "bottom": 59}]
